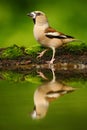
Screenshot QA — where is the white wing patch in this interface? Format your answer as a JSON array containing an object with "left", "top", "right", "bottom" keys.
[
  {"left": 45, "top": 31, "right": 74, "bottom": 39},
  {"left": 45, "top": 32, "right": 60, "bottom": 36},
  {"left": 46, "top": 93, "right": 60, "bottom": 98}
]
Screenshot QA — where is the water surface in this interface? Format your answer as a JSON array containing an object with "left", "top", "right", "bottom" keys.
[{"left": 0, "top": 65, "right": 87, "bottom": 130}]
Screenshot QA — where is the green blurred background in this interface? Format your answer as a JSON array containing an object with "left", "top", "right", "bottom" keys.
[
  {"left": 0, "top": 1, "right": 87, "bottom": 130},
  {"left": 0, "top": 0, "right": 87, "bottom": 48}
]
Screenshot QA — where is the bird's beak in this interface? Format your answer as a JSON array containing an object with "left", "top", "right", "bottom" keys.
[
  {"left": 27, "top": 12, "right": 36, "bottom": 19},
  {"left": 31, "top": 110, "right": 37, "bottom": 119},
  {"left": 27, "top": 12, "right": 33, "bottom": 17}
]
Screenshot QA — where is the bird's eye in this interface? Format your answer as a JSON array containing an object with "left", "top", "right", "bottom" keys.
[{"left": 36, "top": 13, "right": 41, "bottom": 16}]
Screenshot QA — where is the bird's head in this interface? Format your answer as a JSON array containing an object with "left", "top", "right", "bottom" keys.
[
  {"left": 31, "top": 104, "right": 48, "bottom": 120},
  {"left": 27, "top": 11, "right": 48, "bottom": 25}
]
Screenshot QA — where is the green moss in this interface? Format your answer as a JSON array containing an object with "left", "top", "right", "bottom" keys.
[
  {"left": 66, "top": 43, "right": 87, "bottom": 53},
  {"left": 58, "top": 42, "right": 87, "bottom": 55},
  {"left": 25, "top": 74, "right": 42, "bottom": 84},
  {"left": 0, "top": 71, "right": 24, "bottom": 82},
  {"left": 0, "top": 45, "right": 24, "bottom": 59},
  {"left": 0, "top": 43, "right": 87, "bottom": 59},
  {"left": 25, "top": 45, "right": 44, "bottom": 55},
  {"left": 0, "top": 70, "right": 42, "bottom": 83}
]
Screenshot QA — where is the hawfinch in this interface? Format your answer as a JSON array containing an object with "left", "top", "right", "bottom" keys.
[
  {"left": 31, "top": 66, "right": 75, "bottom": 119},
  {"left": 27, "top": 11, "right": 78, "bottom": 64}
]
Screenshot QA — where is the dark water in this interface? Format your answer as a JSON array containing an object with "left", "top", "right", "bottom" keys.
[{"left": 0, "top": 65, "right": 87, "bottom": 130}]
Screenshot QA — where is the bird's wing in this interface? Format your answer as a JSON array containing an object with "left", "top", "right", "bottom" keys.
[
  {"left": 45, "top": 27, "right": 74, "bottom": 39},
  {"left": 46, "top": 89, "right": 75, "bottom": 99},
  {"left": 46, "top": 90, "right": 67, "bottom": 95}
]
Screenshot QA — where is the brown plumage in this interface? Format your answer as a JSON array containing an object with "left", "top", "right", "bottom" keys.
[
  {"left": 27, "top": 11, "right": 78, "bottom": 64},
  {"left": 31, "top": 66, "right": 75, "bottom": 119}
]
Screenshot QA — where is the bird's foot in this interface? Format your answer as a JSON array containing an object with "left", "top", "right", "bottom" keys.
[
  {"left": 37, "top": 49, "right": 48, "bottom": 58},
  {"left": 37, "top": 71, "right": 48, "bottom": 80},
  {"left": 46, "top": 58, "right": 55, "bottom": 64},
  {"left": 37, "top": 52, "right": 44, "bottom": 58}
]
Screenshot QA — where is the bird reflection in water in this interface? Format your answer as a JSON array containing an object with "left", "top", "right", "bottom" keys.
[{"left": 31, "top": 65, "right": 75, "bottom": 119}]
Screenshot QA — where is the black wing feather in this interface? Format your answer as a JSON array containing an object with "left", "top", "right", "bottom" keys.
[{"left": 46, "top": 34, "right": 74, "bottom": 39}]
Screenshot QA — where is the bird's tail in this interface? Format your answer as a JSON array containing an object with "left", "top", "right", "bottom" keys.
[{"left": 74, "top": 39, "right": 85, "bottom": 44}]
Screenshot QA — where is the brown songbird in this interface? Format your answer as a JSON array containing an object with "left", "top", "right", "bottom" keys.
[
  {"left": 31, "top": 66, "right": 75, "bottom": 119},
  {"left": 27, "top": 11, "right": 79, "bottom": 64}
]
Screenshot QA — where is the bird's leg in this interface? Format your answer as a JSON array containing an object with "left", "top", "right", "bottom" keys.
[
  {"left": 49, "top": 64, "right": 56, "bottom": 83},
  {"left": 46, "top": 47, "right": 55, "bottom": 64},
  {"left": 49, "top": 47, "right": 55, "bottom": 64},
  {"left": 37, "top": 71, "right": 48, "bottom": 80},
  {"left": 37, "top": 49, "right": 48, "bottom": 58}
]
